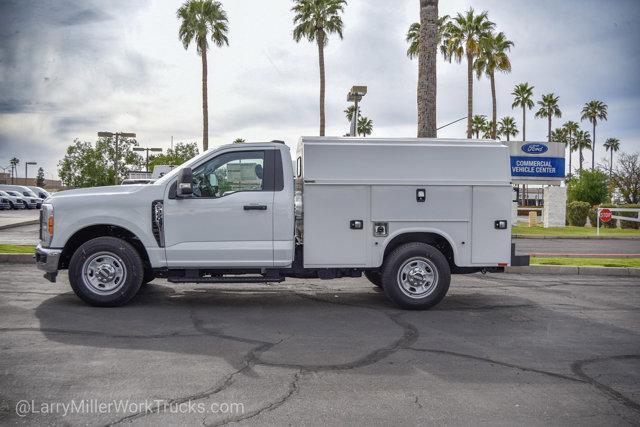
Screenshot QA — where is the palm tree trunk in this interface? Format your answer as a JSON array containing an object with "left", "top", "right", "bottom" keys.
[
  {"left": 522, "top": 105, "right": 526, "bottom": 141},
  {"left": 466, "top": 52, "right": 473, "bottom": 139},
  {"left": 547, "top": 116, "right": 551, "bottom": 142},
  {"left": 316, "top": 31, "right": 326, "bottom": 137},
  {"left": 591, "top": 121, "right": 596, "bottom": 171},
  {"left": 506, "top": 134, "right": 510, "bottom": 142},
  {"left": 609, "top": 150, "right": 613, "bottom": 179},
  {"left": 579, "top": 147, "right": 583, "bottom": 172},
  {"left": 417, "top": 0, "right": 438, "bottom": 138},
  {"left": 490, "top": 71, "right": 497, "bottom": 139},
  {"left": 200, "top": 40, "right": 209, "bottom": 152},
  {"left": 568, "top": 139, "right": 572, "bottom": 177},
  {"left": 200, "top": 38, "right": 209, "bottom": 151}
]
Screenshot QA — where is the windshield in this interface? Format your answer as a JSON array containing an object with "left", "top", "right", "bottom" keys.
[
  {"left": 23, "top": 190, "right": 38, "bottom": 197},
  {"left": 0, "top": 191, "right": 9, "bottom": 197},
  {"left": 7, "top": 191, "right": 20, "bottom": 197},
  {"left": 153, "top": 148, "right": 215, "bottom": 186}
]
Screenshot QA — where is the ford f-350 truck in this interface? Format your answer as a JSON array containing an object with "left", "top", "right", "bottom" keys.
[{"left": 35, "top": 137, "right": 528, "bottom": 309}]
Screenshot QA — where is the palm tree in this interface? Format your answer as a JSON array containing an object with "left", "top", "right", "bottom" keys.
[
  {"left": 292, "top": 0, "right": 346, "bottom": 137},
  {"left": 233, "top": 138, "right": 245, "bottom": 144},
  {"left": 9, "top": 157, "right": 19, "bottom": 183},
  {"left": 344, "top": 105, "right": 360, "bottom": 123},
  {"left": 562, "top": 121, "right": 579, "bottom": 176},
  {"left": 471, "top": 115, "right": 488, "bottom": 138},
  {"left": 550, "top": 127, "right": 568, "bottom": 143},
  {"left": 534, "top": 93, "right": 561, "bottom": 141},
  {"left": 575, "top": 129, "right": 592, "bottom": 172},
  {"left": 440, "top": 8, "right": 495, "bottom": 138},
  {"left": 177, "top": 0, "right": 229, "bottom": 152},
  {"left": 511, "top": 83, "right": 534, "bottom": 141},
  {"left": 497, "top": 116, "right": 518, "bottom": 141},
  {"left": 405, "top": 15, "right": 450, "bottom": 59},
  {"left": 474, "top": 31, "right": 513, "bottom": 139},
  {"left": 357, "top": 116, "right": 373, "bottom": 137},
  {"left": 603, "top": 137, "right": 620, "bottom": 178},
  {"left": 408, "top": 5, "right": 449, "bottom": 138},
  {"left": 580, "top": 100, "right": 608, "bottom": 171}
]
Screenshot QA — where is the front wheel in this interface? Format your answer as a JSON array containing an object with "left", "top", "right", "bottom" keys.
[
  {"left": 381, "top": 242, "right": 450, "bottom": 310},
  {"left": 68, "top": 237, "right": 143, "bottom": 307}
]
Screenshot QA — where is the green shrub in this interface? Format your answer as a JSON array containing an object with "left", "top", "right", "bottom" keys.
[
  {"left": 567, "top": 170, "right": 609, "bottom": 206},
  {"left": 567, "top": 201, "right": 591, "bottom": 226}
]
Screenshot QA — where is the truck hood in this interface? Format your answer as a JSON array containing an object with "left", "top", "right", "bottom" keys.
[{"left": 47, "top": 184, "right": 164, "bottom": 204}]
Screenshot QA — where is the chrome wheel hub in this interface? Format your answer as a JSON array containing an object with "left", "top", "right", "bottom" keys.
[
  {"left": 82, "top": 252, "right": 127, "bottom": 295},
  {"left": 397, "top": 257, "right": 438, "bottom": 299}
]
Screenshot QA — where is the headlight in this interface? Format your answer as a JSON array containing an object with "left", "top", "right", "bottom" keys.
[{"left": 40, "top": 203, "right": 54, "bottom": 247}]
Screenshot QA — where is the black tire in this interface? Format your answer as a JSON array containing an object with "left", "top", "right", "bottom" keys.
[
  {"left": 364, "top": 270, "right": 383, "bottom": 288},
  {"left": 68, "top": 237, "right": 143, "bottom": 307},
  {"left": 381, "top": 242, "right": 451, "bottom": 310}
]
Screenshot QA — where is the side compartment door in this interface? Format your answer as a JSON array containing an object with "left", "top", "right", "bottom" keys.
[
  {"left": 163, "top": 149, "right": 275, "bottom": 268},
  {"left": 471, "top": 185, "right": 512, "bottom": 265}
]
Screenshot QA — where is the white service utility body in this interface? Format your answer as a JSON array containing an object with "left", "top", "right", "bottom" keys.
[{"left": 36, "top": 137, "right": 527, "bottom": 309}]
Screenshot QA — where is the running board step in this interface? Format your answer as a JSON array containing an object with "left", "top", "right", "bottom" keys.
[{"left": 168, "top": 276, "right": 284, "bottom": 284}]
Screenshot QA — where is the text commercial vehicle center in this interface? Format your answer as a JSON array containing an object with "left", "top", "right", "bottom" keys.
[{"left": 35, "top": 137, "right": 527, "bottom": 310}]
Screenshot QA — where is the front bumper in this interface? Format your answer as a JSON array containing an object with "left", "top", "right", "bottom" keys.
[{"left": 35, "top": 244, "right": 62, "bottom": 282}]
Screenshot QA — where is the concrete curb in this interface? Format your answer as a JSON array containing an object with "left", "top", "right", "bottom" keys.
[
  {"left": 0, "top": 253, "right": 34, "bottom": 263},
  {"left": 0, "top": 219, "right": 39, "bottom": 231},
  {"left": 513, "top": 234, "right": 640, "bottom": 240},
  {"left": 506, "top": 265, "right": 640, "bottom": 277}
]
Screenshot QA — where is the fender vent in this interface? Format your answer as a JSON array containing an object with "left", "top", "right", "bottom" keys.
[{"left": 151, "top": 200, "right": 164, "bottom": 247}]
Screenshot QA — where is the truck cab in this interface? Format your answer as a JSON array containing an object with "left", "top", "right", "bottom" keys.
[{"left": 36, "top": 138, "right": 526, "bottom": 309}]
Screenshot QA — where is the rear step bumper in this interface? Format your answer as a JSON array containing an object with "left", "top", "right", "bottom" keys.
[{"left": 511, "top": 243, "right": 530, "bottom": 267}]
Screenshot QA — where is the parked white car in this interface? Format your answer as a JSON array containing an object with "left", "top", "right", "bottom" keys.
[
  {"left": 0, "top": 194, "right": 11, "bottom": 210},
  {"left": 0, "top": 190, "right": 26, "bottom": 209},
  {"left": 0, "top": 185, "right": 43, "bottom": 208},
  {"left": 35, "top": 137, "right": 528, "bottom": 309}
]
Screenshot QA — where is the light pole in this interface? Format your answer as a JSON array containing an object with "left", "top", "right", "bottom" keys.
[
  {"left": 347, "top": 85, "right": 367, "bottom": 137},
  {"left": 24, "top": 161, "right": 37, "bottom": 184},
  {"left": 98, "top": 131, "right": 136, "bottom": 184},
  {"left": 133, "top": 146, "right": 162, "bottom": 173}
]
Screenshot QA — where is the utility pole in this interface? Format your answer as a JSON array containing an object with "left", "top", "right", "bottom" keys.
[{"left": 98, "top": 131, "right": 136, "bottom": 184}]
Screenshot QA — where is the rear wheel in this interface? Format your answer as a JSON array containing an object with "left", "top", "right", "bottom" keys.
[
  {"left": 364, "top": 270, "right": 383, "bottom": 288},
  {"left": 381, "top": 242, "right": 450, "bottom": 310},
  {"left": 68, "top": 237, "right": 143, "bottom": 307}
]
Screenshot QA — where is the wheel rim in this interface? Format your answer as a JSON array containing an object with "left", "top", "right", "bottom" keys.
[
  {"left": 397, "top": 256, "right": 439, "bottom": 299},
  {"left": 81, "top": 252, "right": 127, "bottom": 295}
]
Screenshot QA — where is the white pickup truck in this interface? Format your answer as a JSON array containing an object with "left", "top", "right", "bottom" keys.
[{"left": 36, "top": 137, "right": 528, "bottom": 309}]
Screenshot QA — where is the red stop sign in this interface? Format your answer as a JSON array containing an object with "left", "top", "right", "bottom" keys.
[{"left": 599, "top": 208, "right": 612, "bottom": 223}]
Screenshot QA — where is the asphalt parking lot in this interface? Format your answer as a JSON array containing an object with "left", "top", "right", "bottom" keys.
[{"left": 1, "top": 265, "right": 639, "bottom": 425}]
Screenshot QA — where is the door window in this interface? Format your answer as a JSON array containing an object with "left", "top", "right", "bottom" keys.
[{"left": 191, "top": 151, "right": 265, "bottom": 198}]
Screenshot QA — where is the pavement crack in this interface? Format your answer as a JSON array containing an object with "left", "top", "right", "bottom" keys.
[
  {"left": 571, "top": 354, "right": 640, "bottom": 415},
  {"left": 405, "top": 347, "right": 584, "bottom": 383},
  {"left": 210, "top": 370, "right": 303, "bottom": 427}
]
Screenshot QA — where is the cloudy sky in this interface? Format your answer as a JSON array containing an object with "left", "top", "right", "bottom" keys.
[{"left": 1, "top": 0, "right": 639, "bottom": 179}]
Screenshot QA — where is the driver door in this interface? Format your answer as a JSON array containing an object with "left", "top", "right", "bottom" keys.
[{"left": 163, "top": 149, "right": 275, "bottom": 268}]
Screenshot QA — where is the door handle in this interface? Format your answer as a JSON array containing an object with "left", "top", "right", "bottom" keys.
[{"left": 243, "top": 204, "right": 267, "bottom": 211}]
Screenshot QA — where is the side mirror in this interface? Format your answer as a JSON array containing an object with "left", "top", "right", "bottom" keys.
[{"left": 176, "top": 167, "right": 193, "bottom": 198}]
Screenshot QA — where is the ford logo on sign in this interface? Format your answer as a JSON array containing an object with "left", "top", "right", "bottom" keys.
[{"left": 521, "top": 143, "right": 548, "bottom": 154}]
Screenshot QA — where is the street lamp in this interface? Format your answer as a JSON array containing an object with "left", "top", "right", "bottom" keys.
[
  {"left": 98, "top": 131, "right": 136, "bottom": 184},
  {"left": 347, "top": 85, "right": 367, "bottom": 137},
  {"left": 24, "top": 161, "right": 37, "bottom": 184},
  {"left": 133, "top": 146, "right": 163, "bottom": 173}
]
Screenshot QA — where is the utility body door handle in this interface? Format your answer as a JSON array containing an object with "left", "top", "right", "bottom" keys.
[{"left": 243, "top": 204, "right": 267, "bottom": 211}]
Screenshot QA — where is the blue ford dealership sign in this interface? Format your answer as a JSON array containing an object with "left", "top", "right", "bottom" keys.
[{"left": 510, "top": 141, "right": 566, "bottom": 180}]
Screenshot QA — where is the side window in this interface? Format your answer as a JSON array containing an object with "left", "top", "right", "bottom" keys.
[{"left": 191, "top": 151, "right": 265, "bottom": 198}]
